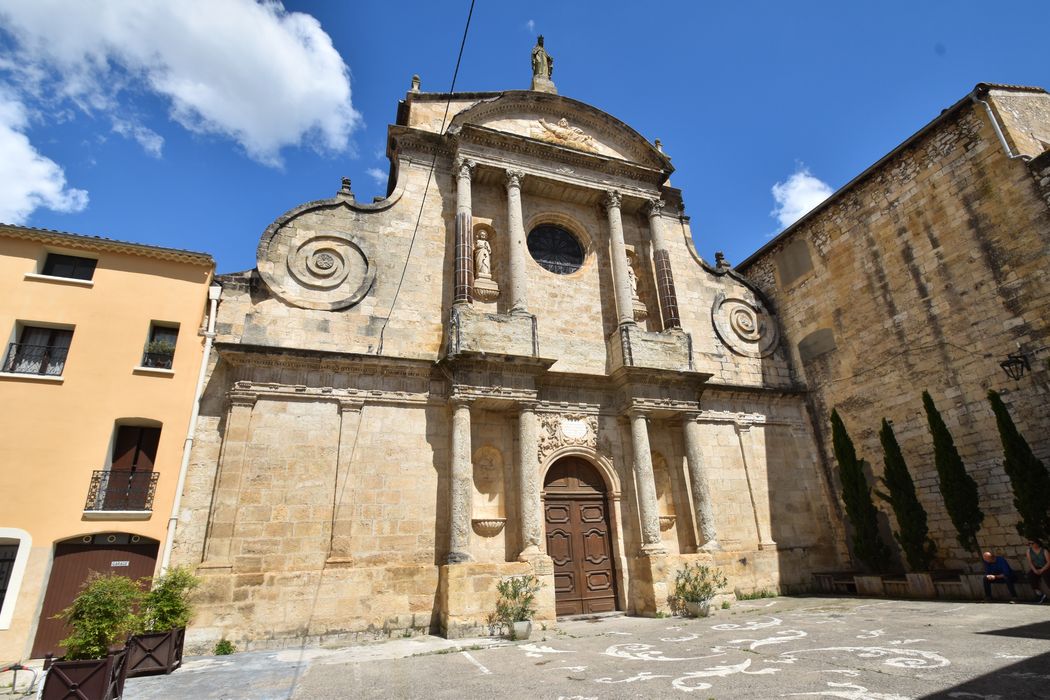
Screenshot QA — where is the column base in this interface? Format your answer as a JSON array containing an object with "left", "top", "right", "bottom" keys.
[
  {"left": 447, "top": 551, "right": 473, "bottom": 564},
  {"left": 630, "top": 552, "right": 671, "bottom": 616},
  {"left": 699, "top": 540, "right": 722, "bottom": 553}
]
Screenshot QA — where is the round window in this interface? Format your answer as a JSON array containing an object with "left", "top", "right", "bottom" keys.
[{"left": 527, "top": 225, "right": 584, "bottom": 275}]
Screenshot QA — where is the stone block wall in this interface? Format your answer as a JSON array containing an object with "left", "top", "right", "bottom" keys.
[{"left": 741, "top": 92, "right": 1050, "bottom": 567}]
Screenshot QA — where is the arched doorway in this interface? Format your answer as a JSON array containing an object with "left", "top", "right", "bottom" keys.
[
  {"left": 543, "top": 457, "right": 619, "bottom": 616},
  {"left": 32, "top": 533, "right": 158, "bottom": 658}
]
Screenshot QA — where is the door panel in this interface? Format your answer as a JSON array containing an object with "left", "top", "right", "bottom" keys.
[
  {"left": 543, "top": 458, "right": 618, "bottom": 617},
  {"left": 31, "top": 538, "right": 157, "bottom": 659}
]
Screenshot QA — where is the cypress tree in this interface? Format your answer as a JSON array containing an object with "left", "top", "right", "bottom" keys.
[
  {"left": 831, "top": 409, "right": 891, "bottom": 572},
  {"left": 877, "top": 418, "right": 936, "bottom": 571},
  {"left": 988, "top": 390, "right": 1050, "bottom": 543},
  {"left": 922, "top": 391, "right": 984, "bottom": 553}
]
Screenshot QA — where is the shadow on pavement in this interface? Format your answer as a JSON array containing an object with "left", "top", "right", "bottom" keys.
[
  {"left": 922, "top": 650, "right": 1050, "bottom": 699},
  {"left": 977, "top": 620, "right": 1050, "bottom": 641}
]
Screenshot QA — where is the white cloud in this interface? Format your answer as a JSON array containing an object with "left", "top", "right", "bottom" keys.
[
  {"left": 526, "top": 19, "right": 536, "bottom": 32},
  {"left": 0, "top": 0, "right": 361, "bottom": 166},
  {"left": 0, "top": 91, "right": 88, "bottom": 223},
  {"left": 111, "top": 118, "right": 164, "bottom": 158},
  {"left": 366, "top": 167, "right": 386, "bottom": 184},
  {"left": 770, "top": 165, "right": 833, "bottom": 228}
]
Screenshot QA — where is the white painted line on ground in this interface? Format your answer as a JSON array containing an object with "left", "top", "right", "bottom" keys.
[{"left": 461, "top": 650, "right": 492, "bottom": 675}]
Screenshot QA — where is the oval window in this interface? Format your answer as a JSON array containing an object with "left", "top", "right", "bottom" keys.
[{"left": 527, "top": 225, "right": 584, "bottom": 275}]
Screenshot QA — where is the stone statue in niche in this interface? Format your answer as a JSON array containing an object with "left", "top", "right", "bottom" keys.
[
  {"left": 626, "top": 251, "right": 648, "bottom": 321},
  {"left": 474, "top": 230, "right": 492, "bottom": 278},
  {"left": 473, "top": 228, "right": 500, "bottom": 302}
]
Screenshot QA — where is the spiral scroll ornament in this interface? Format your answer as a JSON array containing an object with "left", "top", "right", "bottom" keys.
[
  {"left": 711, "top": 294, "right": 779, "bottom": 358},
  {"left": 258, "top": 228, "right": 375, "bottom": 311}
]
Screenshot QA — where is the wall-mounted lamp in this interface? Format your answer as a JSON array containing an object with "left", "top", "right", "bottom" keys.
[{"left": 1000, "top": 354, "right": 1030, "bottom": 381}]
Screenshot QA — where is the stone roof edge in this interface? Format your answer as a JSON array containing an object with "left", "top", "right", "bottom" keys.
[
  {"left": 0, "top": 223, "right": 214, "bottom": 267},
  {"left": 735, "top": 83, "right": 1047, "bottom": 271}
]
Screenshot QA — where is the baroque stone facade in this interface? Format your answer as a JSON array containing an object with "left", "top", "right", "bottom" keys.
[{"left": 171, "top": 66, "right": 1048, "bottom": 648}]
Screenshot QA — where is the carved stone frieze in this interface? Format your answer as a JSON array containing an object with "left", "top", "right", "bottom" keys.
[{"left": 537, "top": 411, "right": 599, "bottom": 462}]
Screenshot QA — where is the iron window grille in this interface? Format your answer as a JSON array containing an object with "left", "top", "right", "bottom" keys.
[
  {"left": 84, "top": 470, "right": 159, "bottom": 511},
  {"left": 527, "top": 225, "right": 585, "bottom": 275},
  {"left": 3, "top": 341, "right": 69, "bottom": 376}
]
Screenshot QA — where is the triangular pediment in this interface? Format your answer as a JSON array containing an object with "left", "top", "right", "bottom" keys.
[{"left": 448, "top": 91, "right": 670, "bottom": 170}]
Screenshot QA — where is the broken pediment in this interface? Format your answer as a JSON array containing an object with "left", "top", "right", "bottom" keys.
[{"left": 448, "top": 91, "right": 670, "bottom": 170}]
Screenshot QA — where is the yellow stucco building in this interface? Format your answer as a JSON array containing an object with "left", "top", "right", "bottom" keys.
[{"left": 0, "top": 224, "right": 214, "bottom": 661}]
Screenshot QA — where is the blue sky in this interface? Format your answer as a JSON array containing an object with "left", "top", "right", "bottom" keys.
[{"left": 1, "top": 1, "right": 1047, "bottom": 274}]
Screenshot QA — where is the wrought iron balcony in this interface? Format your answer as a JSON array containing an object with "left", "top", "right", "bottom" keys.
[
  {"left": 140, "top": 351, "right": 174, "bottom": 369},
  {"left": 84, "top": 470, "right": 159, "bottom": 512},
  {"left": 3, "top": 342, "right": 68, "bottom": 376}
]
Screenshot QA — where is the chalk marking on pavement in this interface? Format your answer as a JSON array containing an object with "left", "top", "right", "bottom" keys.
[{"left": 461, "top": 650, "right": 492, "bottom": 675}]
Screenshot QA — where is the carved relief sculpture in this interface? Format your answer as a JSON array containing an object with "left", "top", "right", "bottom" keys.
[
  {"left": 538, "top": 117, "right": 598, "bottom": 154},
  {"left": 472, "top": 228, "right": 500, "bottom": 302},
  {"left": 537, "top": 412, "right": 599, "bottom": 462}
]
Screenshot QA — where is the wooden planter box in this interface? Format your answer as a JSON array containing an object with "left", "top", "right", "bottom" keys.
[
  {"left": 126, "top": 627, "right": 186, "bottom": 678},
  {"left": 906, "top": 573, "right": 936, "bottom": 598},
  {"left": 41, "top": 647, "right": 128, "bottom": 700},
  {"left": 854, "top": 575, "right": 885, "bottom": 596}
]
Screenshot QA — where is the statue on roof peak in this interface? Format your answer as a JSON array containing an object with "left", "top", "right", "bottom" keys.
[{"left": 530, "top": 36, "right": 557, "bottom": 94}]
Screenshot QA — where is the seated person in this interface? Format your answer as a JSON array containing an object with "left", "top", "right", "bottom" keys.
[
  {"left": 1026, "top": 540, "right": 1050, "bottom": 604},
  {"left": 982, "top": 550, "right": 1018, "bottom": 601}
]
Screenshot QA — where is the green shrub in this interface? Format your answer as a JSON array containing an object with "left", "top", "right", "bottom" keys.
[
  {"left": 145, "top": 339, "right": 176, "bottom": 355},
  {"left": 988, "top": 390, "right": 1050, "bottom": 542},
  {"left": 57, "top": 572, "right": 143, "bottom": 660},
  {"left": 669, "top": 563, "right": 727, "bottom": 613},
  {"left": 831, "top": 409, "right": 892, "bottom": 572},
  {"left": 213, "top": 638, "right": 236, "bottom": 656},
  {"left": 923, "top": 391, "right": 984, "bottom": 553},
  {"left": 877, "top": 418, "right": 936, "bottom": 571},
  {"left": 495, "top": 575, "right": 540, "bottom": 623},
  {"left": 140, "top": 566, "right": 199, "bottom": 632},
  {"left": 734, "top": 588, "right": 776, "bottom": 600}
]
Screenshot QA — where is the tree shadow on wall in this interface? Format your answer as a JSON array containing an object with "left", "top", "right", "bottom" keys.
[{"left": 921, "top": 650, "right": 1050, "bottom": 699}]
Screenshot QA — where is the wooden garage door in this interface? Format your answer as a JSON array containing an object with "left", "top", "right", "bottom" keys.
[
  {"left": 31, "top": 535, "right": 158, "bottom": 659},
  {"left": 543, "top": 458, "right": 618, "bottom": 616}
]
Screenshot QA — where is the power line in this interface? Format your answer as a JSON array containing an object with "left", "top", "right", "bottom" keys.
[{"left": 376, "top": 0, "right": 477, "bottom": 356}]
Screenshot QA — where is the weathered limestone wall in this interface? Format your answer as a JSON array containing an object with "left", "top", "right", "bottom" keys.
[{"left": 741, "top": 95, "right": 1050, "bottom": 567}]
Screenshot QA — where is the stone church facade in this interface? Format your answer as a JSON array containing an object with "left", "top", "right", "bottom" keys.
[
  {"left": 169, "top": 49, "right": 1049, "bottom": 648},
  {"left": 171, "top": 51, "right": 842, "bottom": 648}
]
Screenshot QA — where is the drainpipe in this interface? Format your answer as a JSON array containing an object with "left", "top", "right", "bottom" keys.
[
  {"left": 970, "top": 91, "right": 1030, "bottom": 161},
  {"left": 160, "top": 282, "right": 222, "bottom": 573}
]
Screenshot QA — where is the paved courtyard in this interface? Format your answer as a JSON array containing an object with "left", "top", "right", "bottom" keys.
[{"left": 121, "top": 596, "right": 1050, "bottom": 700}]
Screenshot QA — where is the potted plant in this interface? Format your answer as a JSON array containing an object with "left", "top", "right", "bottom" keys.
[
  {"left": 494, "top": 574, "right": 541, "bottom": 640},
  {"left": 670, "top": 562, "right": 728, "bottom": 617},
  {"left": 42, "top": 572, "right": 142, "bottom": 700},
  {"left": 142, "top": 339, "right": 176, "bottom": 368},
  {"left": 126, "top": 566, "right": 199, "bottom": 677}
]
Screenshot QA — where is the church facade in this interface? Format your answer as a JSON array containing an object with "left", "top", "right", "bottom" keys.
[{"left": 170, "top": 44, "right": 844, "bottom": 648}]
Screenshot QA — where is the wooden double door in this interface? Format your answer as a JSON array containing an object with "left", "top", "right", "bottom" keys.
[{"left": 543, "top": 458, "right": 619, "bottom": 616}]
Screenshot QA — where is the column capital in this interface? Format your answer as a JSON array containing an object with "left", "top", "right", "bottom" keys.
[
  {"left": 644, "top": 198, "right": 665, "bottom": 218},
  {"left": 627, "top": 407, "right": 651, "bottom": 421},
  {"left": 450, "top": 394, "right": 474, "bottom": 409},
  {"left": 455, "top": 157, "right": 476, "bottom": 179},
  {"left": 227, "top": 390, "right": 257, "bottom": 408},
  {"left": 517, "top": 399, "right": 539, "bottom": 413},
  {"left": 602, "top": 189, "right": 622, "bottom": 211},
  {"left": 505, "top": 169, "right": 524, "bottom": 190}
]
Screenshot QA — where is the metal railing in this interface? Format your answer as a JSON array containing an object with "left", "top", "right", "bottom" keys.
[
  {"left": 2, "top": 342, "right": 68, "bottom": 376},
  {"left": 140, "top": 351, "right": 174, "bottom": 369},
  {"left": 84, "top": 470, "right": 159, "bottom": 511}
]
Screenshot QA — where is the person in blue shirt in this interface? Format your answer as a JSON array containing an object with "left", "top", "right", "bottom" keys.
[{"left": 982, "top": 550, "right": 1018, "bottom": 601}]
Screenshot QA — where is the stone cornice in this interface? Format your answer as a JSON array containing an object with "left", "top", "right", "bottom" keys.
[{"left": 215, "top": 342, "right": 434, "bottom": 377}]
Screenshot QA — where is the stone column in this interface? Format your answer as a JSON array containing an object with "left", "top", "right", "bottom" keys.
[
  {"left": 629, "top": 409, "right": 665, "bottom": 553},
  {"left": 682, "top": 414, "right": 719, "bottom": 550},
  {"left": 505, "top": 169, "right": 529, "bottom": 313},
  {"left": 201, "top": 390, "right": 256, "bottom": 567},
  {"left": 736, "top": 422, "right": 777, "bottom": 550},
  {"left": 645, "top": 199, "right": 681, "bottom": 330},
  {"left": 517, "top": 401, "right": 542, "bottom": 559},
  {"left": 454, "top": 159, "right": 475, "bottom": 305},
  {"left": 448, "top": 397, "right": 474, "bottom": 563},
  {"left": 602, "top": 190, "right": 635, "bottom": 327},
  {"left": 327, "top": 399, "right": 364, "bottom": 563}
]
